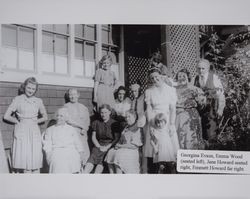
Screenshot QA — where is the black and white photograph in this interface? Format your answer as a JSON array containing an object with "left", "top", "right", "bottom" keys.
[
  {"left": 0, "top": 0, "right": 250, "bottom": 199},
  {"left": 1, "top": 24, "right": 250, "bottom": 174}
]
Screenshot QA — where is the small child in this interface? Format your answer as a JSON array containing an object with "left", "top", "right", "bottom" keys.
[
  {"left": 42, "top": 108, "right": 84, "bottom": 173},
  {"left": 150, "top": 113, "right": 179, "bottom": 174}
]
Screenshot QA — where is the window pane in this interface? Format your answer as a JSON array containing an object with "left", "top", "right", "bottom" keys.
[
  {"left": 102, "top": 25, "right": 109, "bottom": 44},
  {"left": 42, "top": 24, "right": 53, "bottom": 31},
  {"left": 19, "top": 27, "right": 34, "bottom": 50},
  {"left": 42, "top": 32, "right": 53, "bottom": 53},
  {"left": 85, "top": 42, "right": 95, "bottom": 60},
  {"left": 2, "top": 24, "right": 17, "bottom": 47},
  {"left": 85, "top": 25, "right": 96, "bottom": 40},
  {"left": 75, "top": 24, "right": 84, "bottom": 38},
  {"left": 75, "top": 41, "right": 83, "bottom": 58},
  {"left": 55, "top": 35, "right": 68, "bottom": 55},
  {"left": 55, "top": 24, "right": 68, "bottom": 34}
]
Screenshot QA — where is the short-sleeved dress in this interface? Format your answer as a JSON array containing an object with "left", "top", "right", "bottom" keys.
[
  {"left": 87, "top": 118, "right": 119, "bottom": 165},
  {"left": 64, "top": 102, "right": 90, "bottom": 165},
  {"left": 105, "top": 125, "right": 143, "bottom": 173},
  {"left": 151, "top": 126, "right": 179, "bottom": 163},
  {"left": 175, "top": 84, "right": 205, "bottom": 149},
  {"left": 0, "top": 130, "right": 9, "bottom": 173},
  {"left": 144, "top": 84, "right": 178, "bottom": 158},
  {"left": 95, "top": 68, "right": 116, "bottom": 109},
  {"left": 43, "top": 124, "right": 83, "bottom": 173},
  {"left": 6, "top": 94, "right": 46, "bottom": 170}
]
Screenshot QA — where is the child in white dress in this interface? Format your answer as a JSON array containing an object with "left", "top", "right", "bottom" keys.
[
  {"left": 43, "top": 108, "right": 84, "bottom": 173},
  {"left": 150, "top": 113, "right": 179, "bottom": 173}
]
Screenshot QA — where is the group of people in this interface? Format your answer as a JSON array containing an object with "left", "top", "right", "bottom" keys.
[{"left": 0, "top": 52, "right": 225, "bottom": 174}]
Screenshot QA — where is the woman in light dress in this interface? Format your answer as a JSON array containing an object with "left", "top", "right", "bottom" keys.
[
  {"left": 64, "top": 88, "right": 90, "bottom": 167},
  {"left": 144, "top": 68, "right": 178, "bottom": 173},
  {"left": 113, "top": 86, "right": 131, "bottom": 128},
  {"left": 93, "top": 55, "right": 118, "bottom": 111},
  {"left": 4, "top": 77, "right": 47, "bottom": 173},
  {"left": 105, "top": 110, "right": 143, "bottom": 174},
  {"left": 42, "top": 108, "right": 84, "bottom": 173}
]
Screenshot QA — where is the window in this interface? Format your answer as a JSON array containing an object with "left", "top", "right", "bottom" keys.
[
  {"left": 1, "top": 24, "right": 35, "bottom": 71},
  {"left": 0, "top": 24, "right": 122, "bottom": 87},
  {"left": 102, "top": 25, "right": 120, "bottom": 78},
  {"left": 41, "top": 24, "right": 69, "bottom": 74},
  {"left": 74, "top": 24, "right": 97, "bottom": 77}
]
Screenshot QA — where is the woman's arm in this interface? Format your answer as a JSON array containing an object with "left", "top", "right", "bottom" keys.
[
  {"left": 37, "top": 100, "right": 48, "bottom": 124},
  {"left": 92, "top": 131, "right": 101, "bottom": 149},
  {"left": 4, "top": 110, "right": 19, "bottom": 124},
  {"left": 93, "top": 81, "right": 99, "bottom": 103},
  {"left": 150, "top": 140, "right": 158, "bottom": 153},
  {"left": 169, "top": 103, "right": 176, "bottom": 126},
  {"left": 3, "top": 98, "right": 19, "bottom": 124}
]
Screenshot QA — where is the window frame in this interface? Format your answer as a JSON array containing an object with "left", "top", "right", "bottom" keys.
[
  {"left": 42, "top": 24, "right": 70, "bottom": 75},
  {"left": 1, "top": 24, "right": 37, "bottom": 72}
]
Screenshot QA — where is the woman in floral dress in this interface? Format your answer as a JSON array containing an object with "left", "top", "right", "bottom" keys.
[{"left": 175, "top": 69, "right": 206, "bottom": 150}]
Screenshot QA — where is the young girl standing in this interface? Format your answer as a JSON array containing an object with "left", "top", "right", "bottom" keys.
[
  {"left": 150, "top": 113, "right": 179, "bottom": 174},
  {"left": 43, "top": 108, "right": 84, "bottom": 173},
  {"left": 4, "top": 77, "right": 47, "bottom": 173},
  {"left": 105, "top": 110, "right": 143, "bottom": 174},
  {"left": 93, "top": 55, "right": 117, "bottom": 110}
]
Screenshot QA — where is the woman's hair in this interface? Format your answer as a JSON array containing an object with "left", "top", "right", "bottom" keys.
[
  {"left": 114, "top": 86, "right": 127, "bottom": 100},
  {"left": 99, "top": 104, "right": 112, "bottom": 112},
  {"left": 176, "top": 68, "right": 192, "bottom": 82},
  {"left": 99, "top": 54, "right": 113, "bottom": 68},
  {"left": 64, "top": 88, "right": 79, "bottom": 103},
  {"left": 19, "top": 77, "right": 38, "bottom": 95},
  {"left": 154, "top": 113, "right": 167, "bottom": 126}
]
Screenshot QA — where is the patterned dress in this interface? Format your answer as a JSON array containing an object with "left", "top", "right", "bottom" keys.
[
  {"left": 105, "top": 125, "right": 143, "bottom": 173},
  {"left": 175, "top": 84, "right": 205, "bottom": 149},
  {"left": 95, "top": 68, "right": 117, "bottom": 109},
  {"left": 6, "top": 94, "right": 46, "bottom": 170}
]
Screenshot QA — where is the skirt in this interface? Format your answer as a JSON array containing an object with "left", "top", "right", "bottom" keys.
[{"left": 106, "top": 148, "right": 140, "bottom": 173}]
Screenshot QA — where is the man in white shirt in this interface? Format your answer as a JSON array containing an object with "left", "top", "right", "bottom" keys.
[{"left": 193, "top": 59, "right": 225, "bottom": 144}]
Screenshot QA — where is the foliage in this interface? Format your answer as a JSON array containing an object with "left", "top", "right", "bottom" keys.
[{"left": 199, "top": 27, "right": 250, "bottom": 150}]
